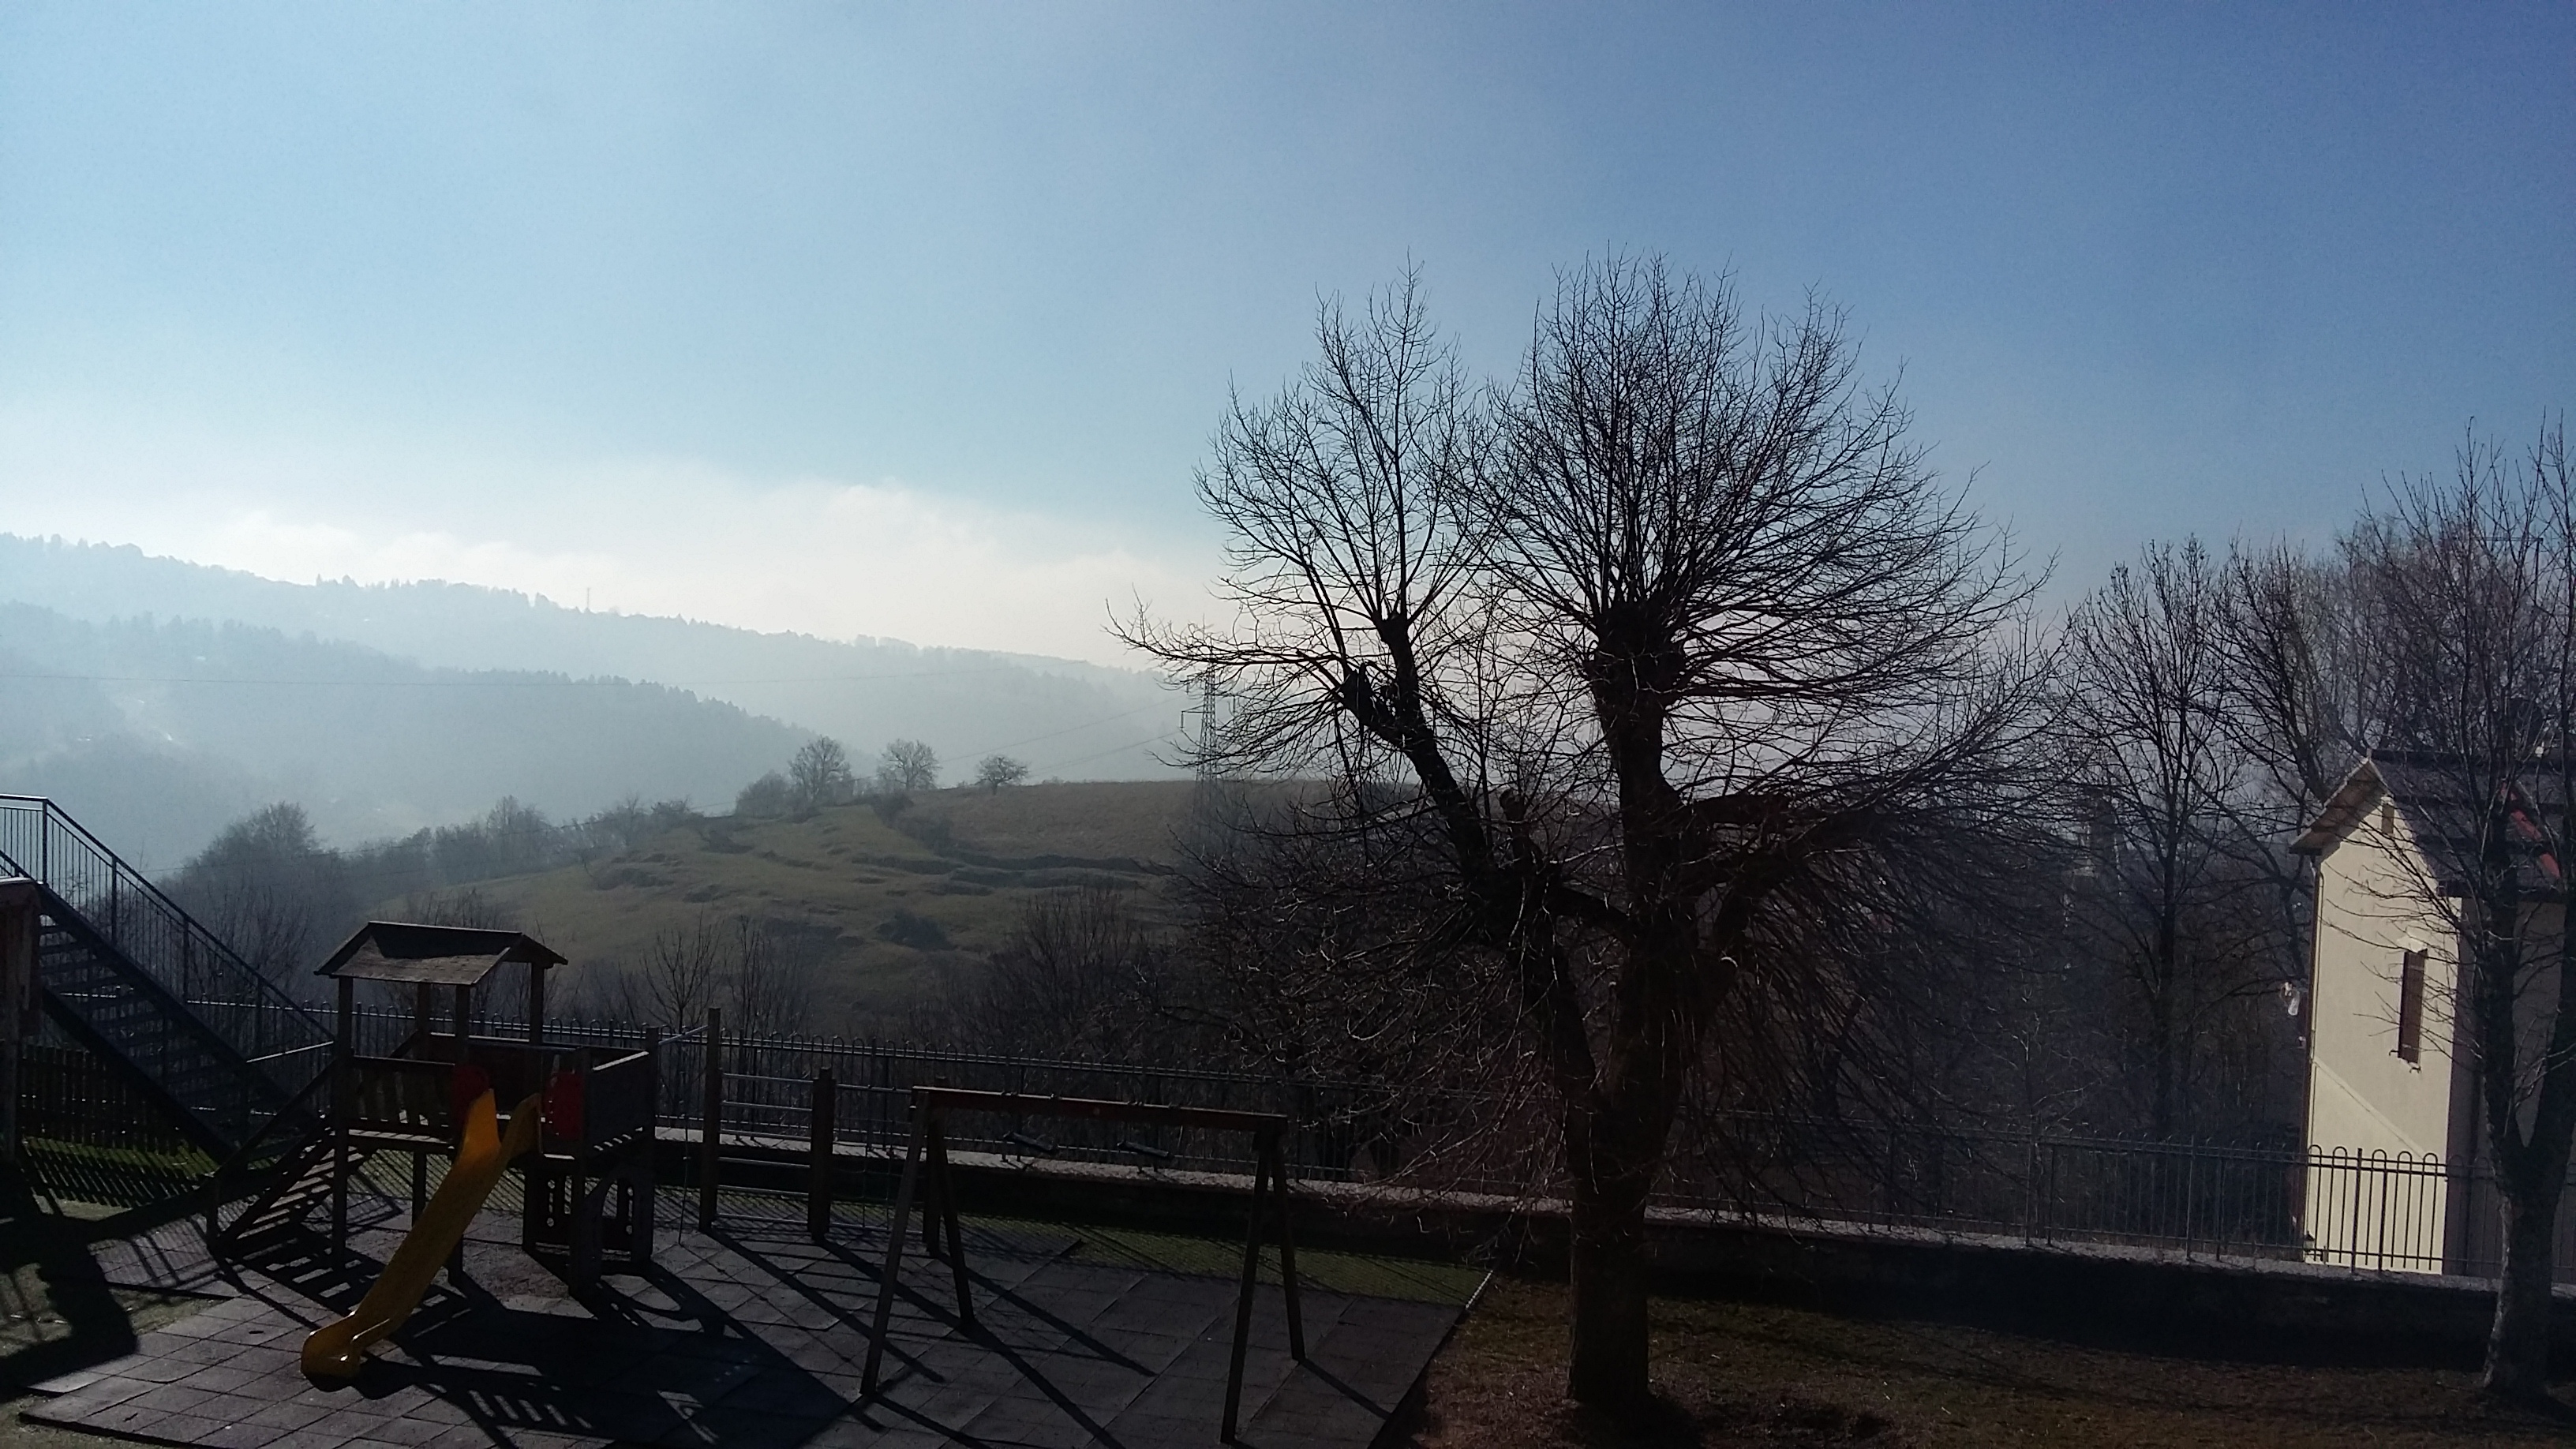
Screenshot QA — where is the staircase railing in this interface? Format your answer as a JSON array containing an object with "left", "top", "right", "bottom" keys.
[{"left": 0, "top": 795, "right": 332, "bottom": 1092}]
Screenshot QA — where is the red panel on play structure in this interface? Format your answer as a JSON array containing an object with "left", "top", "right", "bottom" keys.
[
  {"left": 543, "top": 1069, "right": 585, "bottom": 1142},
  {"left": 448, "top": 1062, "right": 491, "bottom": 1123}
]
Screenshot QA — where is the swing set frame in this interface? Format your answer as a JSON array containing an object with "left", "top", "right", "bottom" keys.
[{"left": 857, "top": 1085, "right": 1305, "bottom": 1443}]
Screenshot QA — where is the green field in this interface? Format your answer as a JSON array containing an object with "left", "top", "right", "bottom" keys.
[{"left": 406, "top": 781, "right": 1210, "bottom": 1031}]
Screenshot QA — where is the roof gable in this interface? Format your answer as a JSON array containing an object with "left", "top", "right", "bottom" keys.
[
  {"left": 316, "top": 921, "right": 567, "bottom": 985},
  {"left": 2295, "top": 751, "right": 2567, "bottom": 895}
]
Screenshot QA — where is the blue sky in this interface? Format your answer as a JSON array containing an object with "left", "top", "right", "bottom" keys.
[{"left": 2, "top": 3, "right": 2569, "bottom": 664}]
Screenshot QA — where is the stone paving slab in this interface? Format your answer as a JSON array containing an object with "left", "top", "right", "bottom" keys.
[{"left": 27, "top": 1192, "right": 1458, "bottom": 1448}]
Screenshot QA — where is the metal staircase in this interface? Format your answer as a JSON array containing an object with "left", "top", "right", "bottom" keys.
[{"left": 0, "top": 795, "right": 332, "bottom": 1162}]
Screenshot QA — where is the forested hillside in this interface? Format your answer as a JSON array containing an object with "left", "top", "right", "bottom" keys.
[
  {"left": 0, "top": 601, "right": 806, "bottom": 863},
  {"left": 0, "top": 535, "right": 1183, "bottom": 783}
]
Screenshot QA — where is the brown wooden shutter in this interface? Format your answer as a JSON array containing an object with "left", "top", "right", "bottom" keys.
[{"left": 2397, "top": 949, "right": 2427, "bottom": 1065}]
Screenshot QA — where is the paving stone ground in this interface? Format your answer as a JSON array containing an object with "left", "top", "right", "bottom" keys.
[{"left": 22, "top": 1187, "right": 1456, "bottom": 1448}]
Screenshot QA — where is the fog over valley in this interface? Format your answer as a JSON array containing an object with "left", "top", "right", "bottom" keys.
[{"left": 0, "top": 535, "right": 1179, "bottom": 864}]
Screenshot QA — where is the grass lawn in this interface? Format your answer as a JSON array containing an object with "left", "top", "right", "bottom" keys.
[{"left": 1406, "top": 1278, "right": 2576, "bottom": 1447}]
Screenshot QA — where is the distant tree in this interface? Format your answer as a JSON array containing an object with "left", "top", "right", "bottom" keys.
[
  {"left": 2062, "top": 539, "right": 2298, "bottom": 1140},
  {"left": 646, "top": 910, "right": 724, "bottom": 1028},
  {"left": 788, "top": 737, "right": 856, "bottom": 811},
  {"left": 394, "top": 886, "right": 513, "bottom": 930},
  {"left": 724, "top": 914, "right": 826, "bottom": 1040},
  {"left": 874, "top": 908, "right": 949, "bottom": 950},
  {"left": 942, "top": 883, "right": 1173, "bottom": 1058},
  {"left": 568, "top": 951, "right": 650, "bottom": 1023},
  {"left": 875, "top": 739, "right": 940, "bottom": 793},
  {"left": 429, "top": 796, "right": 560, "bottom": 884},
  {"left": 169, "top": 803, "right": 354, "bottom": 991},
  {"left": 579, "top": 793, "right": 654, "bottom": 858},
  {"left": 735, "top": 771, "right": 794, "bottom": 818},
  {"left": 973, "top": 754, "right": 1030, "bottom": 793}
]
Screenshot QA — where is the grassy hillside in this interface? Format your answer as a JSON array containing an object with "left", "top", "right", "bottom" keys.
[{"left": 419, "top": 781, "right": 1208, "bottom": 1032}]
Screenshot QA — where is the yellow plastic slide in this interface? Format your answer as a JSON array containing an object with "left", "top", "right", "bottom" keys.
[{"left": 301, "top": 1088, "right": 545, "bottom": 1383}]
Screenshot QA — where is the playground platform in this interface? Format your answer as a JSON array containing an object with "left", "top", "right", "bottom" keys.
[{"left": 17, "top": 1180, "right": 1461, "bottom": 1449}]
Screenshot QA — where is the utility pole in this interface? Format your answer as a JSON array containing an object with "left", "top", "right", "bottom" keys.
[{"left": 1181, "top": 673, "right": 1221, "bottom": 780}]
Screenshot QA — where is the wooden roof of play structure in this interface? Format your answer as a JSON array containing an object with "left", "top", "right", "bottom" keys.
[{"left": 314, "top": 922, "right": 567, "bottom": 987}]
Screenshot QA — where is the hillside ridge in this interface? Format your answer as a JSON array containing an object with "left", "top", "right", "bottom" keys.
[{"left": 0, "top": 534, "right": 1187, "bottom": 783}]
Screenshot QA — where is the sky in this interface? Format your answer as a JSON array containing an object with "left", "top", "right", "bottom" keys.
[{"left": 2, "top": 2, "right": 2570, "bottom": 667}]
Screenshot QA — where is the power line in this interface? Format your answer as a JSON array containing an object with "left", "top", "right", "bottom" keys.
[
  {"left": 1032, "top": 728, "right": 1185, "bottom": 775},
  {"left": 951, "top": 702, "right": 1174, "bottom": 762}
]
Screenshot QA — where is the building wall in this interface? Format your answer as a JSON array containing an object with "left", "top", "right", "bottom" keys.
[{"left": 2304, "top": 796, "right": 2462, "bottom": 1271}]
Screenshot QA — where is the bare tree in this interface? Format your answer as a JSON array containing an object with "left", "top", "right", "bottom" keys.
[
  {"left": 2063, "top": 539, "right": 2299, "bottom": 1139},
  {"left": 169, "top": 803, "right": 354, "bottom": 994},
  {"left": 645, "top": 911, "right": 724, "bottom": 1028},
  {"left": 725, "top": 913, "right": 826, "bottom": 1040},
  {"left": 1129, "top": 259, "right": 2048, "bottom": 1413},
  {"left": 875, "top": 739, "right": 940, "bottom": 794},
  {"left": 2347, "top": 421, "right": 2576, "bottom": 1402},
  {"left": 568, "top": 951, "right": 652, "bottom": 1023},
  {"left": 2219, "top": 543, "right": 2378, "bottom": 814},
  {"left": 941, "top": 883, "right": 1176, "bottom": 1059},
  {"left": 395, "top": 886, "right": 515, "bottom": 930},
  {"left": 974, "top": 754, "right": 1030, "bottom": 792},
  {"left": 789, "top": 736, "right": 856, "bottom": 811}
]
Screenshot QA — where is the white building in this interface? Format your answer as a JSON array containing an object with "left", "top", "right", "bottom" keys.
[{"left": 2293, "top": 751, "right": 2567, "bottom": 1275}]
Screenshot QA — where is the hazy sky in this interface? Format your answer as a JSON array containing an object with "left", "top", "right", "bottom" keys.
[{"left": 3, "top": 4, "right": 2570, "bottom": 666}]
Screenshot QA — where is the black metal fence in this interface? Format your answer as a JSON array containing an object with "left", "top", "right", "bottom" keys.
[
  {"left": 1666, "top": 1117, "right": 2312, "bottom": 1259},
  {"left": 332, "top": 1008, "right": 1404, "bottom": 1183},
  {"left": 24, "top": 1002, "right": 2576, "bottom": 1281},
  {"left": 657, "top": 1029, "right": 2576, "bottom": 1282}
]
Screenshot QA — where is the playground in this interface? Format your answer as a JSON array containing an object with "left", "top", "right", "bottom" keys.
[
  {"left": 15, "top": 1172, "right": 1457, "bottom": 1449},
  {"left": 0, "top": 814, "right": 1467, "bottom": 1449}
]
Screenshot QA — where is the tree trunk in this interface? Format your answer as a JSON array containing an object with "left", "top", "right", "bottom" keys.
[
  {"left": 2481, "top": 1181, "right": 2562, "bottom": 1402},
  {"left": 1565, "top": 1170, "right": 1653, "bottom": 1416},
  {"left": 2150, "top": 994, "right": 2177, "bottom": 1140}
]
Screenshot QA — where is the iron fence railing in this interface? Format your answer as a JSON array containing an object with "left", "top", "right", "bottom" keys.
[
  {"left": 305, "top": 1009, "right": 2576, "bottom": 1280},
  {"left": 1648, "top": 1115, "right": 2576, "bottom": 1280},
  {"left": 327, "top": 1007, "right": 1407, "bottom": 1182},
  {"left": 1658, "top": 1118, "right": 2315, "bottom": 1257},
  {"left": 0, "top": 794, "right": 333, "bottom": 1091},
  {"left": 23, "top": 991, "right": 2576, "bottom": 1282}
]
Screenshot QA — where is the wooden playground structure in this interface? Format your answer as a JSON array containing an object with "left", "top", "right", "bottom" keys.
[
  {"left": 216, "top": 922, "right": 661, "bottom": 1293},
  {"left": 185, "top": 924, "right": 1316, "bottom": 1438}
]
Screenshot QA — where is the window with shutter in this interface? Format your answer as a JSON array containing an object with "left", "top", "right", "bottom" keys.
[{"left": 2397, "top": 949, "right": 2427, "bottom": 1065}]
